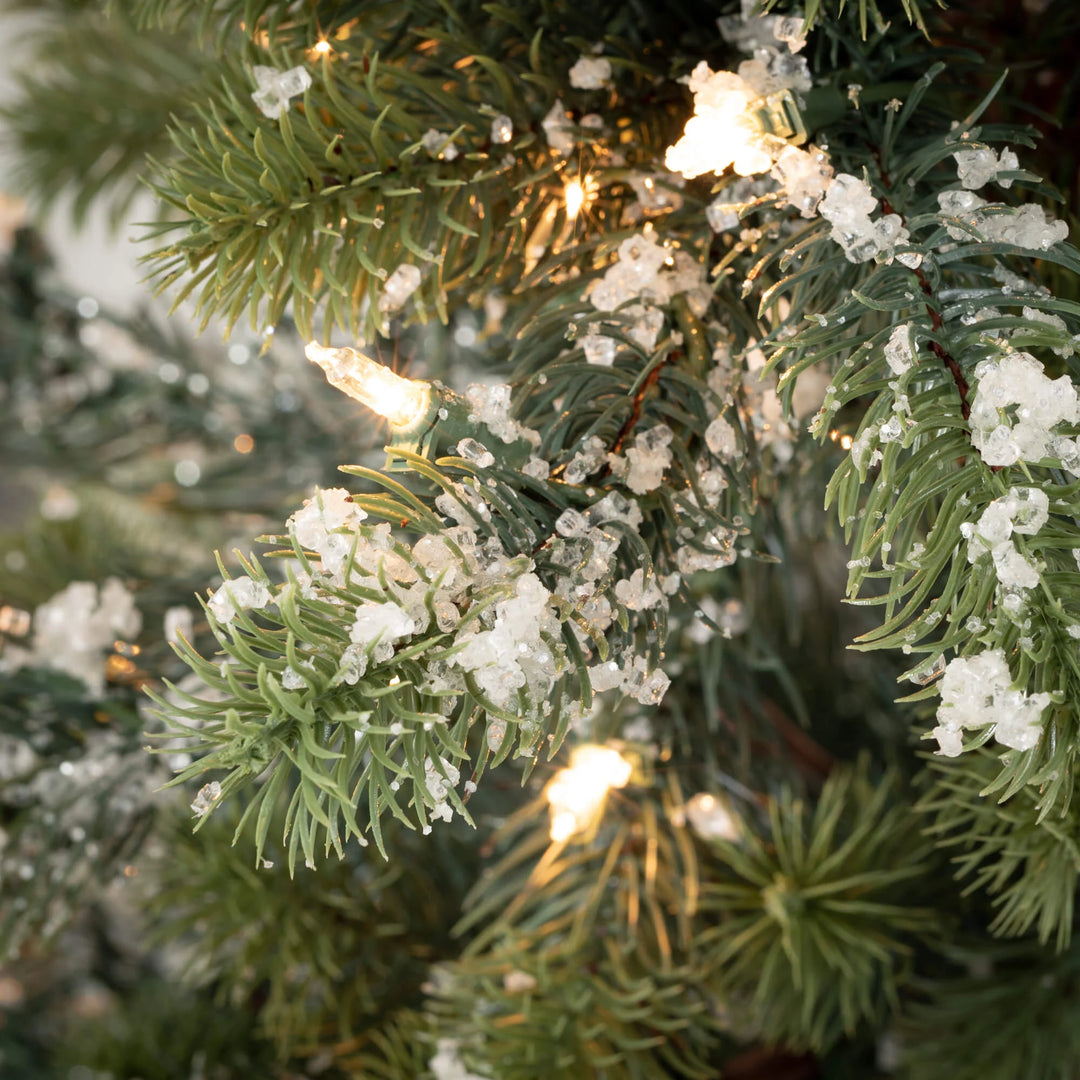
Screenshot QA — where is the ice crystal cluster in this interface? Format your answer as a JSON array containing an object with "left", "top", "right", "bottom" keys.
[
  {"left": 961, "top": 487, "right": 1048, "bottom": 597},
  {"left": 463, "top": 383, "right": 542, "bottom": 450},
  {"left": 937, "top": 190, "right": 1068, "bottom": 251},
  {"left": 542, "top": 100, "right": 575, "bottom": 154},
  {"left": 287, "top": 488, "right": 562, "bottom": 716},
  {"left": 932, "top": 649, "right": 1051, "bottom": 757},
  {"left": 251, "top": 65, "right": 311, "bottom": 119},
  {"left": 706, "top": 176, "right": 768, "bottom": 232},
  {"left": 582, "top": 229, "right": 709, "bottom": 363},
  {"left": 953, "top": 145, "right": 1019, "bottom": 190},
  {"left": 884, "top": 323, "right": 915, "bottom": 375},
  {"left": 772, "top": 144, "right": 834, "bottom": 218},
  {"left": 0, "top": 579, "right": 140, "bottom": 697},
  {"left": 429, "top": 1038, "right": 488, "bottom": 1080},
  {"left": 379, "top": 264, "right": 423, "bottom": 314},
  {"left": 718, "top": 0, "right": 808, "bottom": 56},
  {"left": 421, "top": 129, "right": 459, "bottom": 161},
  {"left": 546, "top": 491, "right": 673, "bottom": 707},
  {"left": 968, "top": 351, "right": 1080, "bottom": 467},
  {"left": 819, "top": 174, "right": 910, "bottom": 264},
  {"left": 569, "top": 55, "right": 612, "bottom": 90}
]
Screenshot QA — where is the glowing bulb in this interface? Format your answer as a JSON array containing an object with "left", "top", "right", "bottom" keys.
[
  {"left": 546, "top": 745, "right": 632, "bottom": 842},
  {"left": 665, "top": 64, "right": 805, "bottom": 181},
  {"left": 564, "top": 179, "right": 586, "bottom": 221},
  {"left": 684, "top": 791, "right": 741, "bottom": 841},
  {"left": 306, "top": 342, "right": 431, "bottom": 428},
  {"left": 313, "top": 39, "right": 331, "bottom": 54},
  {"left": 840, "top": 433, "right": 853, "bottom": 451}
]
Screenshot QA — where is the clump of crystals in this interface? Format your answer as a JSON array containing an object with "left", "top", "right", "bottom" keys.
[
  {"left": 208, "top": 577, "right": 273, "bottom": 625},
  {"left": 379, "top": 264, "right": 422, "bottom": 313},
  {"left": 884, "top": 324, "right": 915, "bottom": 375},
  {"left": 251, "top": 65, "right": 311, "bottom": 119},
  {"left": 464, "top": 383, "right": 541, "bottom": 449},
  {"left": 933, "top": 649, "right": 1050, "bottom": 756},
  {"left": 289, "top": 486, "right": 369, "bottom": 586},
  {"left": 819, "top": 173, "right": 909, "bottom": 263},
  {"left": 569, "top": 55, "right": 612, "bottom": 89},
  {"left": 937, "top": 190, "right": 1068, "bottom": 251},
  {"left": 954, "top": 145, "right": 1019, "bottom": 190},
  {"left": 586, "top": 229, "right": 709, "bottom": 356},
  {"left": 542, "top": 100, "right": 575, "bottom": 153},
  {"left": 422, "top": 756, "right": 461, "bottom": 824},
  {"left": 0, "top": 578, "right": 141, "bottom": 697},
  {"left": 961, "top": 487, "right": 1048, "bottom": 592},
  {"left": 421, "top": 129, "right": 459, "bottom": 160},
  {"left": 968, "top": 351, "right": 1080, "bottom": 467},
  {"left": 625, "top": 425, "right": 674, "bottom": 494},
  {"left": 200, "top": 484, "right": 582, "bottom": 821},
  {"left": 771, "top": 145, "right": 834, "bottom": 218},
  {"left": 191, "top": 780, "right": 222, "bottom": 817}
]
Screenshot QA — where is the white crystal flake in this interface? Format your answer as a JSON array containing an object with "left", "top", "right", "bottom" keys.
[
  {"left": 207, "top": 577, "right": 272, "bottom": 626},
  {"left": 963, "top": 488, "right": 1047, "bottom": 593},
  {"left": 378, "top": 264, "right": 422, "bottom": 313},
  {"left": 884, "top": 324, "right": 915, "bottom": 375},
  {"left": 191, "top": 780, "right": 222, "bottom": 817},
  {"left": 582, "top": 333, "right": 617, "bottom": 366},
  {"left": 251, "top": 65, "right": 311, "bottom": 119},
  {"left": 771, "top": 145, "right": 833, "bottom": 218},
  {"left": 954, "top": 145, "right": 1019, "bottom": 190},
  {"left": 542, "top": 99, "right": 575, "bottom": 154},
  {"left": 569, "top": 56, "right": 612, "bottom": 89},
  {"left": 421, "top": 129, "right": 459, "bottom": 160},
  {"left": 625, "top": 425, "right": 673, "bottom": 494}
]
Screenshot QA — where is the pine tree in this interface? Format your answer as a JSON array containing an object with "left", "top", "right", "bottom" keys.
[{"left": 3, "top": 0, "right": 1080, "bottom": 1076}]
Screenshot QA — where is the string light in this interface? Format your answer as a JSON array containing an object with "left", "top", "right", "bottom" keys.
[
  {"left": 684, "top": 792, "right": 741, "bottom": 841},
  {"left": 313, "top": 39, "right": 331, "bottom": 54},
  {"left": 306, "top": 343, "right": 432, "bottom": 428},
  {"left": 0, "top": 605, "right": 31, "bottom": 636},
  {"left": 564, "top": 178, "right": 586, "bottom": 220},
  {"left": 546, "top": 745, "right": 633, "bottom": 842},
  {"left": 665, "top": 64, "right": 805, "bottom": 180}
]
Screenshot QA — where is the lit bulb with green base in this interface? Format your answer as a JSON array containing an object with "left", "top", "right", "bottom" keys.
[{"left": 305, "top": 342, "right": 535, "bottom": 469}]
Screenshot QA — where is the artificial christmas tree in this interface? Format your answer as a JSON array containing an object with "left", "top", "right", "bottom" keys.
[{"left": 3, "top": 0, "right": 1080, "bottom": 1076}]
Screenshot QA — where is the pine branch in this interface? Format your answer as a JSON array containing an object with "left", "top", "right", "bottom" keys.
[{"left": 700, "top": 757, "right": 936, "bottom": 1052}]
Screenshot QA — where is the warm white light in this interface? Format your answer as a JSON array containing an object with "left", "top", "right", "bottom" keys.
[
  {"left": 313, "top": 39, "right": 331, "bottom": 54},
  {"left": 666, "top": 64, "right": 776, "bottom": 179},
  {"left": 564, "top": 178, "right": 587, "bottom": 221},
  {"left": 306, "top": 342, "right": 431, "bottom": 428},
  {"left": 684, "top": 792, "right": 741, "bottom": 841},
  {"left": 546, "top": 745, "right": 633, "bottom": 842}
]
